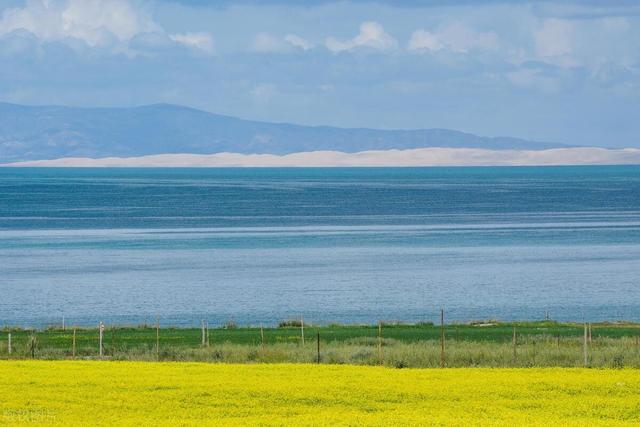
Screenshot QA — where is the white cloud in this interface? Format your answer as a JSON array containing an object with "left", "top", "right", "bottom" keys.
[
  {"left": 408, "top": 30, "right": 443, "bottom": 52},
  {"left": 169, "top": 32, "right": 214, "bottom": 54},
  {"left": 0, "top": 0, "right": 159, "bottom": 47},
  {"left": 512, "top": 16, "right": 633, "bottom": 72},
  {"left": 0, "top": 0, "right": 214, "bottom": 55},
  {"left": 252, "top": 32, "right": 281, "bottom": 52},
  {"left": 284, "top": 33, "right": 312, "bottom": 50},
  {"left": 252, "top": 32, "right": 313, "bottom": 53},
  {"left": 533, "top": 18, "right": 576, "bottom": 67},
  {"left": 408, "top": 23, "right": 499, "bottom": 54},
  {"left": 325, "top": 21, "right": 397, "bottom": 53},
  {"left": 506, "top": 68, "right": 561, "bottom": 93}
]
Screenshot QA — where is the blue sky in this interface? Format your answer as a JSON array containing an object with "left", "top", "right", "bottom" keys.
[{"left": 0, "top": 0, "right": 639, "bottom": 147}]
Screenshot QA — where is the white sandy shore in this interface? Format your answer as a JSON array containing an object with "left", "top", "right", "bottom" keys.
[{"left": 3, "top": 147, "right": 640, "bottom": 167}]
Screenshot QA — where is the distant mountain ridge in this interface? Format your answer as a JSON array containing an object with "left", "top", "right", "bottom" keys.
[{"left": 0, "top": 102, "right": 569, "bottom": 162}]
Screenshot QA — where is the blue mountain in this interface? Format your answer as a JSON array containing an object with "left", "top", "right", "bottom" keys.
[{"left": 0, "top": 102, "right": 568, "bottom": 162}]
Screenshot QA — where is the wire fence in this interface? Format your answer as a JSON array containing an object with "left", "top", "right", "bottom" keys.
[{"left": 2, "top": 312, "right": 640, "bottom": 368}]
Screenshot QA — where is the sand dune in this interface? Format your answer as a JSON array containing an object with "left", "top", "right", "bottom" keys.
[{"left": 4, "top": 147, "right": 640, "bottom": 167}]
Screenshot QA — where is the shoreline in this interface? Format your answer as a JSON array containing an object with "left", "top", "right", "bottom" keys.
[{"left": 3, "top": 147, "right": 640, "bottom": 167}]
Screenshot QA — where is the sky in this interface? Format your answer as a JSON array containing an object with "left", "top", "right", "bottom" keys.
[{"left": 0, "top": 0, "right": 639, "bottom": 148}]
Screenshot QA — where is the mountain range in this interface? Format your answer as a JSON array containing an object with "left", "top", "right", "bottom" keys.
[{"left": 0, "top": 102, "right": 569, "bottom": 163}]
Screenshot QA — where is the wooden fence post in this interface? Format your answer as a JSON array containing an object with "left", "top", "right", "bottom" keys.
[
  {"left": 30, "top": 332, "right": 36, "bottom": 359},
  {"left": 260, "top": 324, "right": 265, "bottom": 348},
  {"left": 512, "top": 326, "right": 517, "bottom": 363},
  {"left": 99, "top": 321, "right": 104, "bottom": 359},
  {"left": 440, "top": 308, "right": 445, "bottom": 368},
  {"left": 7, "top": 333, "right": 11, "bottom": 355},
  {"left": 156, "top": 317, "right": 160, "bottom": 361},
  {"left": 532, "top": 335, "right": 537, "bottom": 362},
  {"left": 378, "top": 321, "right": 383, "bottom": 366},
  {"left": 206, "top": 321, "right": 210, "bottom": 347},
  {"left": 300, "top": 316, "right": 305, "bottom": 345},
  {"left": 316, "top": 331, "right": 320, "bottom": 364},
  {"left": 201, "top": 320, "right": 205, "bottom": 346},
  {"left": 72, "top": 328, "right": 76, "bottom": 359},
  {"left": 62, "top": 316, "right": 65, "bottom": 331},
  {"left": 583, "top": 322, "right": 588, "bottom": 367}
]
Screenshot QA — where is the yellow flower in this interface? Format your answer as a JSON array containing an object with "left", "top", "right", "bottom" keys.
[{"left": 0, "top": 361, "right": 638, "bottom": 426}]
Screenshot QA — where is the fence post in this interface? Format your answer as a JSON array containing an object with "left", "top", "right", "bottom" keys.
[
  {"left": 260, "top": 324, "right": 265, "bottom": 348},
  {"left": 99, "top": 322, "right": 104, "bottom": 358},
  {"left": 201, "top": 320, "right": 205, "bottom": 346},
  {"left": 532, "top": 335, "right": 537, "bottom": 362},
  {"left": 62, "top": 316, "right": 65, "bottom": 331},
  {"left": 316, "top": 331, "right": 320, "bottom": 364},
  {"left": 30, "top": 331, "right": 36, "bottom": 359},
  {"left": 440, "top": 308, "right": 445, "bottom": 368},
  {"left": 588, "top": 323, "right": 592, "bottom": 343},
  {"left": 72, "top": 328, "right": 76, "bottom": 359},
  {"left": 7, "top": 333, "right": 11, "bottom": 355},
  {"left": 300, "top": 316, "right": 305, "bottom": 345},
  {"left": 583, "top": 322, "right": 588, "bottom": 367},
  {"left": 512, "top": 325, "right": 517, "bottom": 363},
  {"left": 378, "top": 321, "right": 383, "bottom": 366},
  {"left": 156, "top": 317, "right": 160, "bottom": 361}
]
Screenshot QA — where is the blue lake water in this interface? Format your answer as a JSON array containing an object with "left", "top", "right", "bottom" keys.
[{"left": 1, "top": 166, "right": 639, "bottom": 327}]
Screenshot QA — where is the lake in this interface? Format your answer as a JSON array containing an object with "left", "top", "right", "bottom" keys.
[{"left": 1, "top": 166, "right": 639, "bottom": 327}]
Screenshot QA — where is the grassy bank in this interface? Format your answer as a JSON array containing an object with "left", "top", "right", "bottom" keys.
[
  {"left": 2, "top": 321, "right": 640, "bottom": 367},
  {"left": 1, "top": 361, "right": 639, "bottom": 426}
]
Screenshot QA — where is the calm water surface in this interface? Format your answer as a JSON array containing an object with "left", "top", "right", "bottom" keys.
[{"left": 0, "top": 166, "right": 639, "bottom": 326}]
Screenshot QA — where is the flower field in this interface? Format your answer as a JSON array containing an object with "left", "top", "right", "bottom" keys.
[{"left": 1, "top": 362, "right": 639, "bottom": 426}]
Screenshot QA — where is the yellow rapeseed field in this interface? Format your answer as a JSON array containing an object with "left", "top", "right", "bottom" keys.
[{"left": 0, "top": 362, "right": 639, "bottom": 426}]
